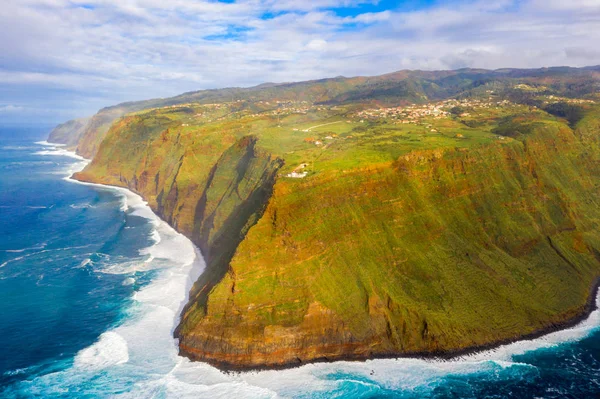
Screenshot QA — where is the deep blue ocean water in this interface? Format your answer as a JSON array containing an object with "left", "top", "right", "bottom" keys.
[{"left": 1, "top": 126, "right": 600, "bottom": 398}]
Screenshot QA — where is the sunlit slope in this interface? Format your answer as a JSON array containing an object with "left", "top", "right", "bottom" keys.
[
  {"left": 75, "top": 98, "right": 600, "bottom": 369},
  {"left": 176, "top": 119, "right": 600, "bottom": 368}
]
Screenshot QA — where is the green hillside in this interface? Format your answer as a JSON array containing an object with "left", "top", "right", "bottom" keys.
[
  {"left": 64, "top": 66, "right": 600, "bottom": 370},
  {"left": 57, "top": 66, "right": 600, "bottom": 159}
]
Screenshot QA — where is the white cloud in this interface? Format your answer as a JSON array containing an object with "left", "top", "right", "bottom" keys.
[
  {"left": 306, "top": 39, "right": 328, "bottom": 51},
  {"left": 0, "top": 105, "right": 25, "bottom": 113},
  {"left": 528, "top": 0, "right": 600, "bottom": 11},
  {"left": 350, "top": 11, "right": 391, "bottom": 24}
]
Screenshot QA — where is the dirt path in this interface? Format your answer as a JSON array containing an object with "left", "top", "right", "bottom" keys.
[{"left": 305, "top": 121, "right": 343, "bottom": 131}]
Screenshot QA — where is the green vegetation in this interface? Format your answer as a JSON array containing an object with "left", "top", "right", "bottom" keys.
[
  {"left": 543, "top": 102, "right": 585, "bottom": 127},
  {"left": 65, "top": 66, "right": 600, "bottom": 370}
]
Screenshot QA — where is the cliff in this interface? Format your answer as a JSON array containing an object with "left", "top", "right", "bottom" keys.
[
  {"left": 176, "top": 123, "right": 600, "bottom": 369},
  {"left": 74, "top": 116, "right": 284, "bottom": 326},
  {"left": 71, "top": 101, "right": 600, "bottom": 370},
  {"left": 47, "top": 117, "right": 90, "bottom": 148},
  {"left": 53, "top": 66, "right": 600, "bottom": 370}
]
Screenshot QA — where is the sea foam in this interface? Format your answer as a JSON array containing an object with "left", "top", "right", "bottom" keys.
[{"left": 74, "top": 332, "right": 129, "bottom": 369}]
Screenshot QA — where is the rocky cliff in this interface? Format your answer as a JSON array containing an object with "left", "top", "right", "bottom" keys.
[
  {"left": 74, "top": 117, "right": 284, "bottom": 333},
  {"left": 73, "top": 108, "right": 600, "bottom": 370},
  {"left": 55, "top": 66, "right": 600, "bottom": 370},
  {"left": 176, "top": 123, "right": 600, "bottom": 369}
]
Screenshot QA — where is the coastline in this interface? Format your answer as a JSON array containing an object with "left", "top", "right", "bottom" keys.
[
  {"left": 63, "top": 158, "right": 207, "bottom": 336},
  {"left": 39, "top": 140, "right": 207, "bottom": 356},
  {"left": 182, "top": 277, "right": 600, "bottom": 373},
  {"left": 43, "top": 139, "right": 600, "bottom": 374}
]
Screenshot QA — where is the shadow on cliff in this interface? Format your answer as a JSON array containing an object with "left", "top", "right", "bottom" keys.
[{"left": 175, "top": 135, "right": 283, "bottom": 335}]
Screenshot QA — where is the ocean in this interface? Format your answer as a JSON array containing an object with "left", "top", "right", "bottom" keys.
[{"left": 1, "top": 126, "right": 600, "bottom": 398}]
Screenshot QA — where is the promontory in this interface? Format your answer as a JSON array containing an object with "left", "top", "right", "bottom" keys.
[{"left": 49, "top": 67, "right": 600, "bottom": 370}]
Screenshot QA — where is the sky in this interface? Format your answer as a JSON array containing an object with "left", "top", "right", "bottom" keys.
[{"left": 1, "top": 0, "right": 600, "bottom": 125}]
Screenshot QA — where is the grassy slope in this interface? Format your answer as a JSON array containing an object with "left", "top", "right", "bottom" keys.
[
  {"left": 178, "top": 117, "right": 600, "bottom": 368},
  {"left": 74, "top": 95, "right": 600, "bottom": 369}
]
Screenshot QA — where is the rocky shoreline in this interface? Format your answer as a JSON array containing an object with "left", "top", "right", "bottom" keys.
[{"left": 180, "top": 277, "right": 600, "bottom": 373}]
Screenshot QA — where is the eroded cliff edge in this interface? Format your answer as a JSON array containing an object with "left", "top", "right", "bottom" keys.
[{"left": 70, "top": 107, "right": 600, "bottom": 370}]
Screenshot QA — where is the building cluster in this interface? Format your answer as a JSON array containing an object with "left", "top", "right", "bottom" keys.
[
  {"left": 545, "top": 96, "right": 595, "bottom": 105},
  {"left": 356, "top": 101, "right": 449, "bottom": 123},
  {"left": 269, "top": 101, "right": 317, "bottom": 116},
  {"left": 285, "top": 163, "right": 309, "bottom": 179},
  {"left": 356, "top": 98, "right": 514, "bottom": 124}
]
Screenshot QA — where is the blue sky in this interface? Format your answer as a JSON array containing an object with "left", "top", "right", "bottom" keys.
[{"left": 1, "top": 0, "right": 599, "bottom": 125}]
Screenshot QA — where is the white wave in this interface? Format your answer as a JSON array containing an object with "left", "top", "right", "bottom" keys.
[
  {"left": 1, "top": 245, "right": 92, "bottom": 269},
  {"left": 2, "top": 242, "right": 47, "bottom": 253},
  {"left": 69, "top": 203, "right": 95, "bottom": 209},
  {"left": 68, "top": 177, "right": 131, "bottom": 214},
  {"left": 97, "top": 259, "right": 153, "bottom": 275},
  {"left": 35, "top": 149, "right": 85, "bottom": 161},
  {"left": 0, "top": 205, "right": 51, "bottom": 209},
  {"left": 122, "top": 277, "right": 136, "bottom": 286},
  {"left": 0, "top": 255, "right": 26, "bottom": 268},
  {"left": 3, "top": 366, "right": 35, "bottom": 377},
  {"left": 138, "top": 229, "right": 161, "bottom": 258},
  {"left": 33, "top": 144, "right": 90, "bottom": 182},
  {"left": 462, "top": 292, "right": 600, "bottom": 362},
  {"left": 1, "top": 146, "right": 38, "bottom": 151},
  {"left": 35, "top": 140, "right": 66, "bottom": 147},
  {"left": 74, "top": 331, "right": 129, "bottom": 369},
  {"left": 63, "top": 160, "right": 90, "bottom": 180}
]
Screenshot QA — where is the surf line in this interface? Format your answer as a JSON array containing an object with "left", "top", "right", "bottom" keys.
[{"left": 38, "top": 142, "right": 206, "bottom": 372}]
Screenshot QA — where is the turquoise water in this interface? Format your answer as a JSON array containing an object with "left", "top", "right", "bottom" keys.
[{"left": 1, "top": 127, "right": 600, "bottom": 398}]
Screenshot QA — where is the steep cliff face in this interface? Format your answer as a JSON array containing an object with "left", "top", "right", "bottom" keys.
[
  {"left": 76, "top": 108, "right": 125, "bottom": 159},
  {"left": 47, "top": 117, "right": 90, "bottom": 148},
  {"left": 74, "top": 119, "right": 284, "bottom": 330},
  {"left": 75, "top": 108, "right": 600, "bottom": 370},
  {"left": 61, "top": 67, "right": 600, "bottom": 370},
  {"left": 177, "top": 124, "right": 600, "bottom": 369},
  {"left": 179, "top": 136, "right": 283, "bottom": 329}
]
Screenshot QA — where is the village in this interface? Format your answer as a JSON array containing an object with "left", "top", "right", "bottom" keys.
[
  {"left": 355, "top": 98, "right": 514, "bottom": 124},
  {"left": 544, "top": 95, "right": 596, "bottom": 105}
]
